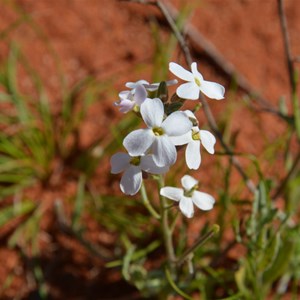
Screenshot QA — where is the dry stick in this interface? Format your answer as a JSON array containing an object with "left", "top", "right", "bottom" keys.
[
  {"left": 278, "top": 0, "right": 296, "bottom": 97},
  {"left": 120, "top": 1, "right": 285, "bottom": 118},
  {"left": 164, "top": 1, "right": 288, "bottom": 119},
  {"left": 275, "top": 0, "right": 300, "bottom": 200},
  {"left": 278, "top": 0, "right": 300, "bottom": 140},
  {"left": 155, "top": 0, "right": 257, "bottom": 194}
]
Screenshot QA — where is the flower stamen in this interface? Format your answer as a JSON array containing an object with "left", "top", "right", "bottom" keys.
[
  {"left": 153, "top": 127, "right": 164, "bottom": 136},
  {"left": 130, "top": 156, "right": 141, "bottom": 166},
  {"left": 191, "top": 129, "right": 200, "bottom": 141},
  {"left": 184, "top": 184, "right": 198, "bottom": 197},
  {"left": 194, "top": 77, "right": 201, "bottom": 87}
]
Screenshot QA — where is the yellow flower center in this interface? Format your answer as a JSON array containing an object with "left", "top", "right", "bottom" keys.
[
  {"left": 191, "top": 129, "right": 200, "bottom": 141},
  {"left": 184, "top": 185, "right": 198, "bottom": 197},
  {"left": 194, "top": 77, "right": 201, "bottom": 87},
  {"left": 153, "top": 127, "right": 164, "bottom": 136},
  {"left": 130, "top": 156, "right": 141, "bottom": 166}
]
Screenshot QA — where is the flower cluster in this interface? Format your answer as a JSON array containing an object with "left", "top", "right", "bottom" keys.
[{"left": 111, "top": 62, "right": 225, "bottom": 217}]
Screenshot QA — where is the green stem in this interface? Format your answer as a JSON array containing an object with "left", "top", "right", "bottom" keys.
[
  {"left": 165, "top": 268, "right": 193, "bottom": 300},
  {"left": 176, "top": 224, "right": 220, "bottom": 266},
  {"left": 157, "top": 175, "right": 176, "bottom": 269},
  {"left": 140, "top": 182, "right": 161, "bottom": 220}
]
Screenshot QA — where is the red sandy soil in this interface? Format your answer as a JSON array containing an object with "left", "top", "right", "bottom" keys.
[{"left": 0, "top": 0, "right": 299, "bottom": 299}]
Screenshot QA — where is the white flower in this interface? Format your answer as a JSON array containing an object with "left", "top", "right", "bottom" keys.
[
  {"left": 160, "top": 175, "right": 215, "bottom": 218},
  {"left": 123, "top": 98, "right": 192, "bottom": 167},
  {"left": 169, "top": 62, "right": 225, "bottom": 100},
  {"left": 111, "top": 152, "right": 168, "bottom": 195},
  {"left": 126, "top": 79, "right": 178, "bottom": 92},
  {"left": 170, "top": 111, "right": 216, "bottom": 170},
  {"left": 115, "top": 84, "right": 148, "bottom": 113}
]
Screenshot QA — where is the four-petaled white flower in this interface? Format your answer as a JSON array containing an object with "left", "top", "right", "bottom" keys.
[
  {"left": 111, "top": 152, "right": 168, "bottom": 195},
  {"left": 115, "top": 84, "right": 148, "bottom": 113},
  {"left": 123, "top": 98, "right": 192, "bottom": 167},
  {"left": 169, "top": 62, "right": 225, "bottom": 100},
  {"left": 160, "top": 175, "right": 215, "bottom": 218},
  {"left": 170, "top": 110, "right": 216, "bottom": 170},
  {"left": 126, "top": 79, "right": 178, "bottom": 92}
]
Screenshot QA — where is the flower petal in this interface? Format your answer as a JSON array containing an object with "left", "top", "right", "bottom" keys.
[
  {"left": 140, "top": 155, "right": 169, "bottom": 174},
  {"left": 179, "top": 196, "right": 194, "bottom": 218},
  {"left": 140, "top": 98, "right": 164, "bottom": 128},
  {"left": 120, "top": 166, "right": 142, "bottom": 195},
  {"left": 181, "top": 175, "right": 198, "bottom": 190},
  {"left": 126, "top": 80, "right": 149, "bottom": 90},
  {"left": 177, "top": 82, "right": 199, "bottom": 100},
  {"left": 200, "top": 80, "right": 225, "bottom": 100},
  {"left": 169, "top": 62, "right": 194, "bottom": 81},
  {"left": 186, "top": 140, "right": 201, "bottom": 170},
  {"left": 162, "top": 111, "right": 192, "bottom": 136},
  {"left": 183, "top": 110, "right": 196, "bottom": 119},
  {"left": 116, "top": 99, "right": 135, "bottom": 113},
  {"left": 152, "top": 135, "right": 177, "bottom": 167},
  {"left": 119, "top": 90, "right": 132, "bottom": 100},
  {"left": 134, "top": 84, "right": 147, "bottom": 106},
  {"left": 191, "top": 62, "right": 203, "bottom": 81},
  {"left": 110, "top": 152, "right": 130, "bottom": 174},
  {"left": 170, "top": 131, "right": 191, "bottom": 146},
  {"left": 160, "top": 187, "right": 183, "bottom": 201},
  {"left": 192, "top": 191, "right": 215, "bottom": 211},
  {"left": 200, "top": 130, "right": 216, "bottom": 154},
  {"left": 143, "top": 79, "right": 179, "bottom": 91},
  {"left": 123, "top": 129, "right": 154, "bottom": 156}
]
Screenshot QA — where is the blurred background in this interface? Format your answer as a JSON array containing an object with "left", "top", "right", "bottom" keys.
[{"left": 0, "top": 0, "right": 299, "bottom": 299}]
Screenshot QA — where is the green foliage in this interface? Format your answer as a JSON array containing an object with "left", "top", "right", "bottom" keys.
[
  {"left": 233, "top": 181, "right": 299, "bottom": 299},
  {"left": 0, "top": 45, "right": 101, "bottom": 197}
]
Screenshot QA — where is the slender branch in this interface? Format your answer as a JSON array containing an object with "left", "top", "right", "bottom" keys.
[
  {"left": 278, "top": 0, "right": 300, "bottom": 140},
  {"left": 278, "top": 0, "right": 296, "bottom": 95},
  {"left": 169, "top": 1, "right": 286, "bottom": 118},
  {"left": 153, "top": 0, "right": 257, "bottom": 194},
  {"left": 272, "top": 151, "right": 300, "bottom": 200},
  {"left": 121, "top": 0, "right": 290, "bottom": 118}
]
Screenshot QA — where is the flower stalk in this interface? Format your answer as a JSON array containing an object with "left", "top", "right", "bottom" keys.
[
  {"left": 140, "top": 182, "right": 161, "bottom": 220},
  {"left": 158, "top": 175, "right": 176, "bottom": 270}
]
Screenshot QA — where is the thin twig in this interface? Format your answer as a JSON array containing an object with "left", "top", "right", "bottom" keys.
[
  {"left": 278, "top": 0, "right": 300, "bottom": 141},
  {"left": 272, "top": 151, "right": 300, "bottom": 200},
  {"left": 278, "top": 0, "right": 296, "bottom": 95},
  {"left": 165, "top": 1, "right": 291, "bottom": 122},
  {"left": 121, "top": 0, "right": 289, "bottom": 120},
  {"left": 155, "top": 0, "right": 257, "bottom": 193}
]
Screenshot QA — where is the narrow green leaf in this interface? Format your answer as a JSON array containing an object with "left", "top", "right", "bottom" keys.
[
  {"left": 263, "top": 240, "right": 294, "bottom": 285},
  {"left": 0, "top": 200, "right": 35, "bottom": 227}
]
